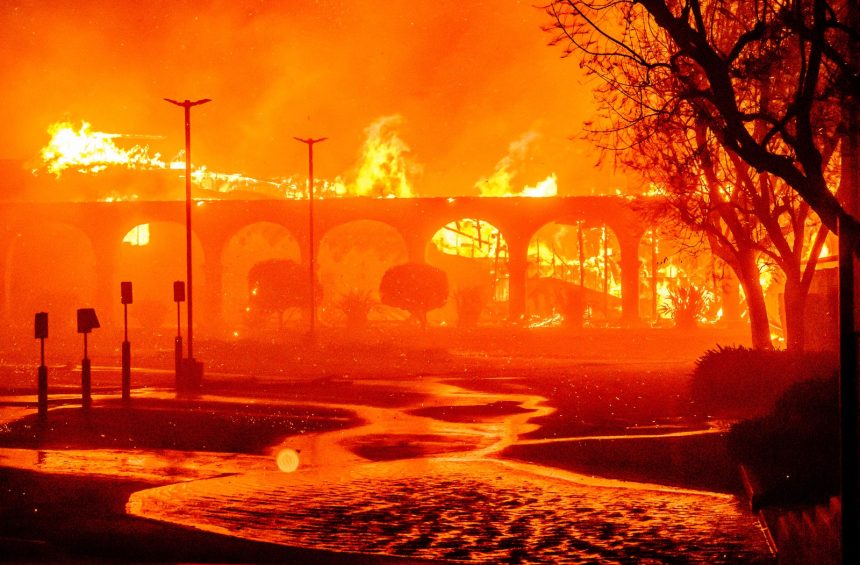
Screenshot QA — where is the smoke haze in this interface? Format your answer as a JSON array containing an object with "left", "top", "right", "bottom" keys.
[{"left": 0, "top": 0, "right": 630, "bottom": 198}]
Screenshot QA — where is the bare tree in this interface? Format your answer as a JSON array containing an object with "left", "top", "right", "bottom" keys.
[
  {"left": 544, "top": 0, "right": 858, "bottom": 253},
  {"left": 642, "top": 119, "right": 831, "bottom": 350},
  {"left": 545, "top": 0, "right": 849, "bottom": 349}
]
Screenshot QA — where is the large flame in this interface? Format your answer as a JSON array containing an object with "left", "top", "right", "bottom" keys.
[
  {"left": 352, "top": 115, "right": 418, "bottom": 198},
  {"left": 38, "top": 118, "right": 559, "bottom": 201},
  {"left": 521, "top": 174, "right": 558, "bottom": 197},
  {"left": 432, "top": 218, "right": 627, "bottom": 322},
  {"left": 37, "top": 120, "right": 350, "bottom": 199},
  {"left": 476, "top": 132, "right": 557, "bottom": 197},
  {"left": 40, "top": 121, "right": 169, "bottom": 176},
  {"left": 432, "top": 219, "right": 506, "bottom": 259}
]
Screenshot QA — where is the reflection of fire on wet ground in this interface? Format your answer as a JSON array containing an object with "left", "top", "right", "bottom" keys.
[
  {"left": 128, "top": 459, "right": 768, "bottom": 563},
  {"left": 0, "top": 364, "right": 771, "bottom": 563},
  {"left": 122, "top": 376, "right": 770, "bottom": 563}
]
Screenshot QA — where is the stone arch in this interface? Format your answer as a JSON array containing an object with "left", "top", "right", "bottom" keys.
[
  {"left": 4, "top": 222, "right": 97, "bottom": 336},
  {"left": 116, "top": 221, "right": 206, "bottom": 335},
  {"left": 222, "top": 222, "right": 301, "bottom": 333},
  {"left": 527, "top": 218, "right": 624, "bottom": 325},
  {"left": 317, "top": 220, "right": 409, "bottom": 325},
  {"left": 426, "top": 217, "right": 511, "bottom": 326}
]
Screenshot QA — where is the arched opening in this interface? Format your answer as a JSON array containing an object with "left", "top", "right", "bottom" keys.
[
  {"left": 222, "top": 222, "right": 300, "bottom": 335},
  {"left": 317, "top": 220, "right": 408, "bottom": 328},
  {"left": 526, "top": 221, "right": 585, "bottom": 327},
  {"left": 117, "top": 222, "right": 205, "bottom": 336},
  {"left": 427, "top": 218, "right": 509, "bottom": 327},
  {"left": 638, "top": 228, "right": 723, "bottom": 327},
  {"left": 5, "top": 223, "right": 97, "bottom": 338},
  {"left": 527, "top": 220, "right": 622, "bottom": 326}
]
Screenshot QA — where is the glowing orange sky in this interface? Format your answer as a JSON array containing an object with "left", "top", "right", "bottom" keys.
[{"left": 0, "top": 0, "right": 631, "bottom": 198}]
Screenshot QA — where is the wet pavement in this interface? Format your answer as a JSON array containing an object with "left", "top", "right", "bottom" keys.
[
  {"left": 1, "top": 372, "right": 773, "bottom": 563},
  {"left": 130, "top": 376, "right": 770, "bottom": 563}
]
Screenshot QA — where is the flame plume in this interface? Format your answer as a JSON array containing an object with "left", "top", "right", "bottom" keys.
[
  {"left": 476, "top": 131, "right": 557, "bottom": 197},
  {"left": 352, "top": 115, "right": 418, "bottom": 198},
  {"left": 40, "top": 121, "right": 169, "bottom": 176}
]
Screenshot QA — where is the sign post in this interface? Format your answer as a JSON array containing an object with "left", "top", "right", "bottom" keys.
[
  {"left": 173, "top": 281, "right": 185, "bottom": 389},
  {"left": 121, "top": 282, "right": 133, "bottom": 402},
  {"left": 35, "top": 312, "right": 48, "bottom": 421},
  {"left": 77, "top": 308, "right": 100, "bottom": 411}
]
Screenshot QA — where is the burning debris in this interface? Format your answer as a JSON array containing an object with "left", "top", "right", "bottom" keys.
[
  {"left": 35, "top": 118, "right": 564, "bottom": 202},
  {"left": 27, "top": 118, "right": 734, "bottom": 330},
  {"left": 40, "top": 121, "right": 172, "bottom": 177},
  {"left": 35, "top": 120, "right": 346, "bottom": 200}
]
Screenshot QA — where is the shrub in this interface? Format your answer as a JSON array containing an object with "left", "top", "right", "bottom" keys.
[
  {"left": 379, "top": 263, "right": 448, "bottom": 328},
  {"left": 247, "top": 259, "right": 322, "bottom": 330},
  {"left": 690, "top": 345, "right": 837, "bottom": 418},
  {"left": 659, "top": 284, "right": 710, "bottom": 329},
  {"left": 728, "top": 375, "right": 839, "bottom": 506},
  {"left": 336, "top": 290, "right": 375, "bottom": 331}
]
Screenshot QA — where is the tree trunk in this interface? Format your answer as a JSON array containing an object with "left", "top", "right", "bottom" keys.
[
  {"left": 719, "top": 269, "right": 743, "bottom": 327},
  {"left": 782, "top": 278, "right": 807, "bottom": 352},
  {"left": 737, "top": 253, "right": 773, "bottom": 350}
]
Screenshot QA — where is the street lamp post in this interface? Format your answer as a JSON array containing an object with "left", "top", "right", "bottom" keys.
[
  {"left": 165, "top": 98, "right": 210, "bottom": 388},
  {"left": 293, "top": 136, "right": 327, "bottom": 339}
]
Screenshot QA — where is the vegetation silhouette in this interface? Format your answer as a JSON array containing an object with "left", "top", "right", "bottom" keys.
[
  {"left": 247, "top": 259, "right": 322, "bottom": 331},
  {"left": 543, "top": 0, "right": 859, "bottom": 254},
  {"left": 380, "top": 263, "right": 448, "bottom": 329}
]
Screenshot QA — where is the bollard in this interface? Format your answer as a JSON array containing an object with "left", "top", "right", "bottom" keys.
[
  {"left": 174, "top": 335, "right": 183, "bottom": 388},
  {"left": 76, "top": 308, "right": 99, "bottom": 411},
  {"left": 121, "top": 281, "right": 133, "bottom": 403},
  {"left": 121, "top": 340, "right": 131, "bottom": 402},
  {"left": 37, "top": 364, "right": 48, "bottom": 421},
  {"left": 81, "top": 356, "right": 91, "bottom": 411},
  {"left": 35, "top": 312, "right": 48, "bottom": 421},
  {"left": 173, "top": 281, "right": 185, "bottom": 392}
]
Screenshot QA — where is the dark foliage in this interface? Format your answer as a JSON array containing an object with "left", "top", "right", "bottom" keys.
[
  {"left": 543, "top": 0, "right": 860, "bottom": 254},
  {"left": 247, "top": 259, "right": 321, "bottom": 327},
  {"left": 729, "top": 375, "right": 839, "bottom": 506},
  {"left": 658, "top": 285, "right": 708, "bottom": 330},
  {"left": 690, "top": 345, "right": 837, "bottom": 418},
  {"left": 379, "top": 263, "right": 448, "bottom": 328},
  {"left": 337, "top": 290, "right": 375, "bottom": 331}
]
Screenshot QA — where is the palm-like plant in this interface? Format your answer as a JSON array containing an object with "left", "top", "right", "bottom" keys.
[
  {"left": 337, "top": 290, "right": 375, "bottom": 331},
  {"left": 659, "top": 284, "right": 710, "bottom": 329}
]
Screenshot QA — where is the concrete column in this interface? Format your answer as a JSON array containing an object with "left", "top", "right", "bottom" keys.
[
  {"left": 507, "top": 235, "right": 529, "bottom": 322},
  {"left": 618, "top": 232, "right": 642, "bottom": 326}
]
